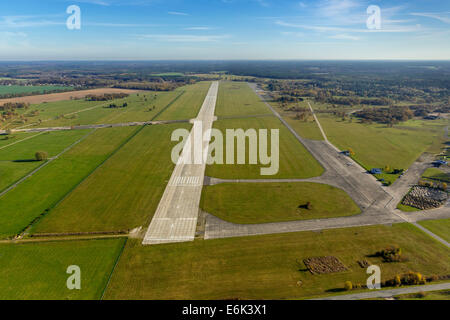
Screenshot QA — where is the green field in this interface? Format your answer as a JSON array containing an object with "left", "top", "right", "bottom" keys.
[
  {"left": 205, "top": 116, "right": 324, "bottom": 179},
  {"left": 155, "top": 81, "right": 211, "bottom": 120},
  {"left": 389, "top": 290, "right": 450, "bottom": 300},
  {"left": 0, "top": 85, "right": 71, "bottom": 96},
  {"left": 33, "top": 123, "right": 191, "bottom": 234},
  {"left": 104, "top": 224, "right": 450, "bottom": 300},
  {"left": 419, "top": 219, "right": 450, "bottom": 242},
  {"left": 272, "top": 100, "right": 324, "bottom": 140},
  {"left": 0, "top": 130, "right": 89, "bottom": 161},
  {"left": 215, "top": 82, "right": 273, "bottom": 117},
  {"left": 201, "top": 182, "right": 360, "bottom": 224},
  {"left": 0, "top": 238, "right": 125, "bottom": 300},
  {"left": 0, "top": 126, "right": 138, "bottom": 238},
  {"left": 0, "top": 161, "right": 42, "bottom": 192},
  {"left": 317, "top": 113, "right": 446, "bottom": 172},
  {"left": 422, "top": 168, "right": 450, "bottom": 183},
  {"left": 20, "top": 91, "right": 180, "bottom": 129}
]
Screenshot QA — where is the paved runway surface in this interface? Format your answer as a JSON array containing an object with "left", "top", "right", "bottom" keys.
[{"left": 143, "top": 82, "right": 219, "bottom": 245}]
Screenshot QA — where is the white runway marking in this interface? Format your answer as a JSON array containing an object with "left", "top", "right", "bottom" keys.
[{"left": 143, "top": 82, "right": 219, "bottom": 245}]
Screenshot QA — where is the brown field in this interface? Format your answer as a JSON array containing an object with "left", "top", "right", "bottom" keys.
[{"left": 0, "top": 88, "right": 144, "bottom": 106}]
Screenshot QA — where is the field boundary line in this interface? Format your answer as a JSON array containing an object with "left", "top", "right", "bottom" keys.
[
  {"left": 152, "top": 90, "right": 186, "bottom": 120},
  {"left": 21, "top": 125, "right": 147, "bottom": 237},
  {"left": 0, "top": 132, "right": 45, "bottom": 150},
  {"left": 100, "top": 238, "right": 128, "bottom": 300},
  {"left": 0, "top": 129, "right": 95, "bottom": 199}
]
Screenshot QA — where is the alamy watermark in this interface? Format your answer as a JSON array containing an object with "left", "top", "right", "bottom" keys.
[
  {"left": 367, "top": 265, "right": 381, "bottom": 290},
  {"left": 171, "top": 121, "right": 280, "bottom": 176},
  {"left": 66, "top": 5, "right": 81, "bottom": 30},
  {"left": 66, "top": 265, "right": 81, "bottom": 290},
  {"left": 367, "top": 5, "right": 381, "bottom": 30}
]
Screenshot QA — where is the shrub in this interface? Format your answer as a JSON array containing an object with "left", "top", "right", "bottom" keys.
[
  {"left": 394, "top": 275, "right": 402, "bottom": 287},
  {"left": 35, "top": 151, "right": 48, "bottom": 161},
  {"left": 344, "top": 281, "right": 353, "bottom": 291},
  {"left": 377, "top": 246, "right": 403, "bottom": 262},
  {"left": 402, "top": 271, "right": 423, "bottom": 286}
]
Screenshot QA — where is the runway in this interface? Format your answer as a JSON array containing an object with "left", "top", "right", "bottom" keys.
[{"left": 142, "top": 81, "right": 219, "bottom": 245}]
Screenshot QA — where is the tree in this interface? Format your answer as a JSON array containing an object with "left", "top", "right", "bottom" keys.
[
  {"left": 35, "top": 151, "right": 48, "bottom": 161},
  {"left": 344, "top": 281, "right": 353, "bottom": 291}
]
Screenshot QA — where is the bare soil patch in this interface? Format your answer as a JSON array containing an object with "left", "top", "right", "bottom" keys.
[
  {"left": 303, "top": 256, "right": 348, "bottom": 274},
  {"left": 0, "top": 88, "right": 144, "bottom": 106}
]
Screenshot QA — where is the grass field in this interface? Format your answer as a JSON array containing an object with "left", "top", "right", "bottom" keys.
[
  {"left": 317, "top": 113, "right": 446, "bottom": 172},
  {"left": 155, "top": 81, "right": 211, "bottom": 120},
  {"left": 0, "top": 126, "right": 138, "bottom": 238},
  {"left": 19, "top": 91, "right": 180, "bottom": 129},
  {"left": 0, "top": 161, "right": 42, "bottom": 192},
  {"left": 418, "top": 219, "right": 450, "bottom": 242},
  {"left": 422, "top": 168, "right": 450, "bottom": 183},
  {"left": 0, "top": 130, "right": 89, "bottom": 161},
  {"left": 33, "top": 123, "right": 191, "bottom": 234},
  {"left": 205, "top": 116, "right": 324, "bottom": 179},
  {"left": 104, "top": 224, "right": 450, "bottom": 300},
  {"left": 0, "top": 238, "right": 125, "bottom": 300},
  {"left": 272, "top": 100, "right": 324, "bottom": 140},
  {"left": 0, "top": 85, "right": 71, "bottom": 96},
  {"left": 215, "top": 82, "right": 273, "bottom": 117},
  {"left": 201, "top": 182, "right": 360, "bottom": 224}
]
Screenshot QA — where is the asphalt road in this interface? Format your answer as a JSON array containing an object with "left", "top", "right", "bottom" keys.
[{"left": 312, "top": 282, "right": 450, "bottom": 300}]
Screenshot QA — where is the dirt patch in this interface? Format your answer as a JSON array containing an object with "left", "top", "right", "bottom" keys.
[
  {"left": 303, "top": 256, "right": 348, "bottom": 274},
  {"left": 0, "top": 88, "right": 144, "bottom": 106}
]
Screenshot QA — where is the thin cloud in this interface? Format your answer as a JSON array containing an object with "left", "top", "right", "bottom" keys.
[
  {"left": 168, "top": 11, "right": 189, "bottom": 16},
  {"left": 411, "top": 12, "right": 450, "bottom": 24}
]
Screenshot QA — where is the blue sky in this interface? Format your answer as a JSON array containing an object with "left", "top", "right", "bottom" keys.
[{"left": 0, "top": 0, "right": 449, "bottom": 60}]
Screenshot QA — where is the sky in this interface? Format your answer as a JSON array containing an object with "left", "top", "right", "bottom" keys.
[{"left": 0, "top": 0, "right": 449, "bottom": 60}]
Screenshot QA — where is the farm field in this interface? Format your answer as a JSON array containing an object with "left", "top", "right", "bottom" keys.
[
  {"left": 104, "top": 224, "right": 450, "bottom": 300},
  {"left": 33, "top": 123, "right": 192, "bottom": 234},
  {"left": 155, "top": 81, "right": 211, "bottom": 120},
  {"left": 201, "top": 182, "right": 360, "bottom": 224},
  {"left": 0, "top": 85, "right": 71, "bottom": 96},
  {"left": 215, "top": 81, "right": 273, "bottom": 118},
  {"left": 205, "top": 116, "right": 324, "bottom": 179},
  {"left": 316, "top": 113, "right": 447, "bottom": 172},
  {"left": 0, "top": 126, "right": 138, "bottom": 238},
  {"left": 0, "top": 88, "right": 142, "bottom": 106},
  {"left": 418, "top": 219, "right": 450, "bottom": 243},
  {"left": 0, "top": 238, "right": 126, "bottom": 300}
]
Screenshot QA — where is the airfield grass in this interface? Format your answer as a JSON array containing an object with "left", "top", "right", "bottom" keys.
[
  {"left": 215, "top": 81, "right": 273, "bottom": 117},
  {"left": 0, "top": 85, "right": 71, "bottom": 95},
  {"left": 272, "top": 100, "right": 324, "bottom": 140},
  {"left": 33, "top": 123, "right": 191, "bottom": 234},
  {"left": 201, "top": 182, "right": 360, "bottom": 224},
  {"left": 0, "top": 126, "right": 138, "bottom": 239},
  {"left": 104, "top": 223, "right": 450, "bottom": 300},
  {"left": 418, "top": 219, "right": 450, "bottom": 243},
  {"left": 317, "top": 113, "right": 446, "bottom": 171},
  {"left": 0, "top": 130, "right": 89, "bottom": 160},
  {"left": 422, "top": 168, "right": 450, "bottom": 183},
  {"left": 0, "top": 161, "right": 42, "bottom": 192},
  {"left": 20, "top": 91, "right": 179, "bottom": 128},
  {"left": 0, "top": 238, "right": 125, "bottom": 300},
  {"left": 205, "top": 116, "right": 324, "bottom": 179},
  {"left": 155, "top": 81, "right": 211, "bottom": 120}
]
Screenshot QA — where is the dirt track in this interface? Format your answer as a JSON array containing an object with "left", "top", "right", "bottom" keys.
[{"left": 0, "top": 88, "right": 143, "bottom": 106}]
